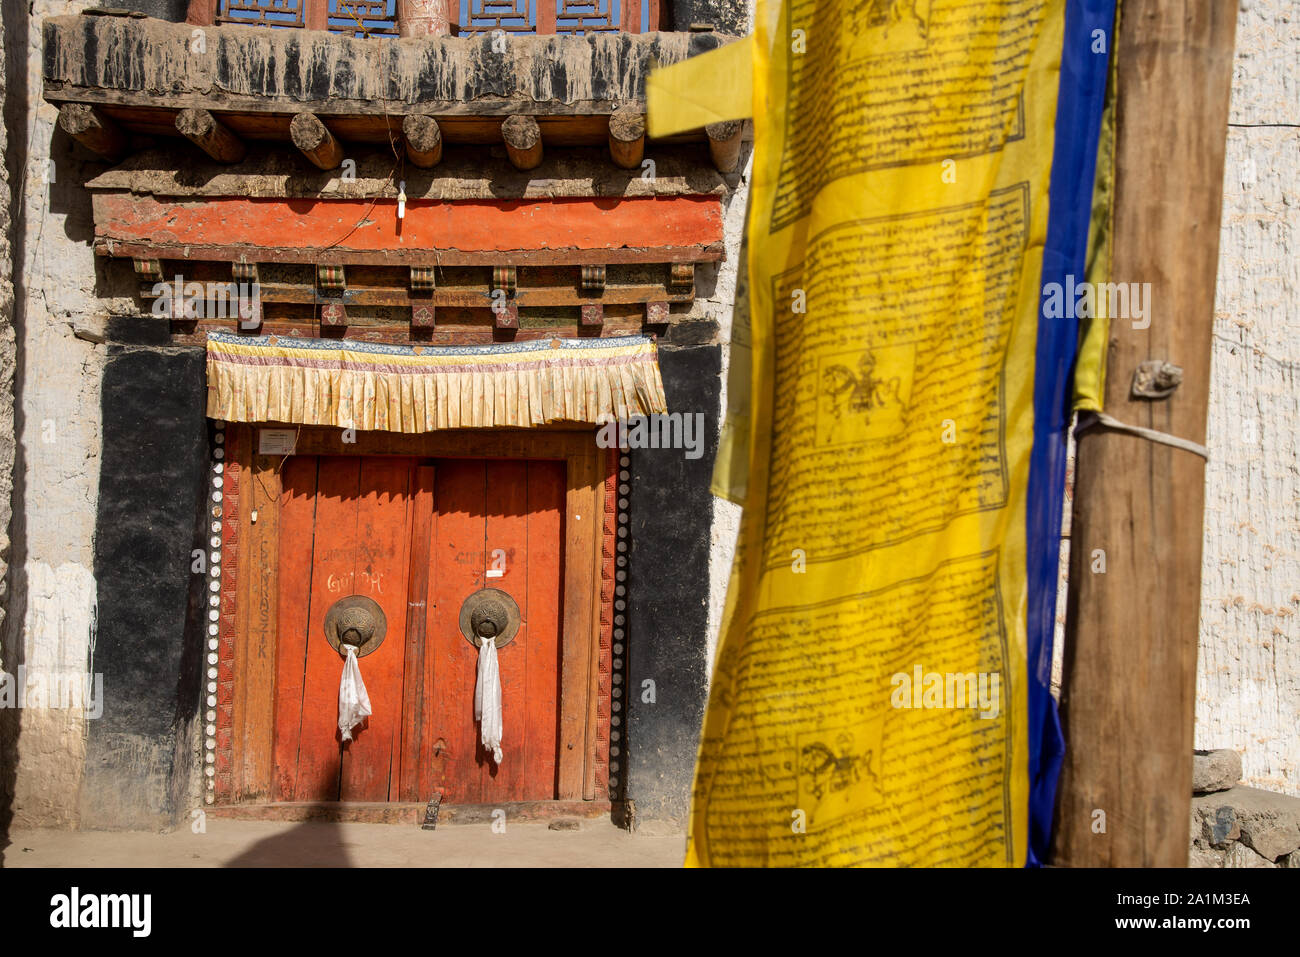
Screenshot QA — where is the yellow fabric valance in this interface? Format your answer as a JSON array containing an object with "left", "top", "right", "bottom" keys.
[{"left": 205, "top": 332, "right": 668, "bottom": 432}]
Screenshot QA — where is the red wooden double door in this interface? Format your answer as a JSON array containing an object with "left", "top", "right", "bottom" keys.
[{"left": 274, "top": 456, "right": 565, "bottom": 804}]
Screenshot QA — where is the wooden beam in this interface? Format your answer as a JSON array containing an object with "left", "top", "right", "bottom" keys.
[
  {"left": 290, "top": 112, "right": 345, "bottom": 170},
  {"left": 705, "top": 120, "right": 743, "bottom": 174},
  {"left": 607, "top": 105, "right": 645, "bottom": 170},
  {"left": 304, "top": 0, "right": 328, "bottom": 30},
  {"left": 58, "top": 103, "right": 128, "bottom": 161},
  {"left": 501, "top": 115, "right": 543, "bottom": 171},
  {"left": 402, "top": 114, "right": 443, "bottom": 168},
  {"left": 176, "top": 108, "right": 246, "bottom": 163},
  {"left": 1052, "top": 0, "right": 1238, "bottom": 867}
]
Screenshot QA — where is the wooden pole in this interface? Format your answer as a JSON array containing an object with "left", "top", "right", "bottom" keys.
[
  {"left": 1051, "top": 1, "right": 1237, "bottom": 867},
  {"left": 58, "top": 104, "right": 128, "bottom": 161},
  {"left": 402, "top": 114, "right": 443, "bottom": 169},
  {"left": 705, "top": 120, "right": 742, "bottom": 173},
  {"left": 502, "top": 115, "right": 543, "bottom": 171}
]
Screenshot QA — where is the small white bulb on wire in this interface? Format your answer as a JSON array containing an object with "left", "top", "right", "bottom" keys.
[{"left": 397, "top": 180, "right": 407, "bottom": 220}]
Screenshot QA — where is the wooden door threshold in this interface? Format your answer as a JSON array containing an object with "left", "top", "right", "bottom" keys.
[{"left": 208, "top": 800, "right": 613, "bottom": 826}]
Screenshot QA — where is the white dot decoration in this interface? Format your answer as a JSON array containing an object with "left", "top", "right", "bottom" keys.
[
  {"left": 207, "top": 695, "right": 216, "bottom": 707},
  {"left": 619, "top": 469, "right": 629, "bottom": 482},
  {"left": 616, "top": 554, "right": 627, "bottom": 568},
  {"left": 210, "top": 551, "right": 220, "bottom": 565},
  {"left": 210, "top": 566, "right": 221, "bottom": 579},
  {"left": 214, "top": 433, "right": 225, "bottom": 445},
  {"left": 209, "top": 624, "right": 219, "bottom": 637},
  {"left": 207, "top": 653, "right": 218, "bottom": 666},
  {"left": 612, "top": 688, "right": 622, "bottom": 700},
  {"left": 617, "top": 526, "right": 627, "bottom": 538},
  {"left": 212, "top": 490, "right": 223, "bottom": 503},
  {"left": 614, "top": 615, "right": 624, "bottom": 627},
  {"left": 616, "top": 540, "right": 627, "bottom": 553},
  {"left": 613, "top": 701, "right": 621, "bottom": 712},
  {"left": 205, "top": 766, "right": 215, "bottom": 777},
  {"left": 206, "top": 709, "right": 216, "bottom": 722},
  {"left": 611, "top": 730, "right": 620, "bottom": 742},
  {"left": 611, "top": 746, "right": 620, "bottom": 757},
  {"left": 618, "top": 497, "right": 628, "bottom": 510},
  {"left": 205, "top": 752, "right": 215, "bottom": 764},
  {"left": 613, "top": 674, "right": 623, "bottom": 685},
  {"left": 615, "top": 584, "right": 625, "bottom": 597},
  {"left": 616, "top": 570, "right": 626, "bottom": 582},
  {"left": 210, "top": 522, "right": 221, "bottom": 534},
  {"left": 209, "top": 609, "right": 219, "bottom": 622},
  {"left": 208, "top": 639, "right": 218, "bottom": 651},
  {"left": 610, "top": 761, "right": 620, "bottom": 772},
  {"left": 212, "top": 476, "right": 222, "bottom": 489},
  {"left": 207, "top": 667, "right": 218, "bottom": 680},
  {"left": 210, "top": 536, "right": 221, "bottom": 549},
  {"left": 619, "top": 455, "right": 629, "bottom": 468},
  {"left": 206, "top": 723, "right": 216, "bottom": 736},
  {"left": 613, "top": 658, "right": 622, "bottom": 670},
  {"left": 205, "top": 792, "right": 215, "bottom": 804},
  {"left": 209, "top": 595, "right": 219, "bottom": 607},
  {"left": 209, "top": 580, "right": 220, "bottom": 592},
  {"left": 615, "top": 599, "right": 625, "bottom": 611},
  {"left": 214, "top": 448, "right": 224, "bottom": 460},
  {"left": 207, "top": 681, "right": 217, "bottom": 693},
  {"left": 614, "top": 643, "right": 623, "bottom": 656},
  {"left": 609, "top": 776, "right": 619, "bottom": 789},
  {"left": 612, "top": 716, "right": 620, "bottom": 727}
]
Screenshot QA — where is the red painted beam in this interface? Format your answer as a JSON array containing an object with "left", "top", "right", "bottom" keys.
[{"left": 92, "top": 194, "right": 725, "bottom": 260}]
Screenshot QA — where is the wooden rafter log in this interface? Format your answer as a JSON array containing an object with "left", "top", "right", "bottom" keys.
[
  {"left": 580, "top": 303, "right": 604, "bottom": 327},
  {"left": 403, "top": 114, "right": 443, "bottom": 169},
  {"left": 501, "top": 115, "right": 543, "bottom": 171},
  {"left": 176, "top": 108, "right": 247, "bottom": 164},
  {"left": 58, "top": 103, "right": 128, "bottom": 162},
  {"left": 290, "top": 112, "right": 345, "bottom": 170},
  {"left": 705, "top": 120, "right": 743, "bottom": 174},
  {"left": 607, "top": 106, "right": 645, "bottom": 170}
]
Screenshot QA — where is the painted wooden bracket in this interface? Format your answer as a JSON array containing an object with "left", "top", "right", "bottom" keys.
[
  {"left": 317, "top": 264, "right": 347, "bottom": 293},
  {"left": 669, "top": 262, "right": 695, "bottom": 293},
  {"left": 492, "top": 265, "right": 519, "bottom": 329},
  {"left": 581, "top": 264, "right": 606, "bottom": 295},
  {"left": 133, "top": 258, "right": 163, "bottom": 285},
  {"left": 580, "top": 303, "right": 604, "bottom": 326},
  {"left": 412, "top": 303, "right": 436, "bottom": 328},
  {"left": 645, "top": 300, "right": 670, "bottom": 324},
  {"left": 410, "top": 265, "right": 437, "bottom": 294},
  {"left": 232, "top": 261, "right": 259, "bottom": 284},
  {"left": 320, "top": 301, "right": 347, "bottom": 327}
]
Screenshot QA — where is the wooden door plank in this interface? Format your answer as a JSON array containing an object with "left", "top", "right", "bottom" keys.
[
  {"left": 483, "top": 458, "right": 530, "bottom": 800},
  {"left": 559, "top": 449, "right": 599, "bottom": 799},
  {"left": 272, "top": 456, "right": 319, "bottom": 801},
  {"left": 239, "top": 451, "right": 280, "bottom": 801},
  {"left": 428, "top": 459, "right": 488, "bottom": 803},
  {"left": 524, "top": 460, "right": 566, "bottom": 800},
  {"left": 293, "top": 457, "right": 362, "bottom": 801},
  {"left": 399, "top": 465, "right": 435, "bottom": 802},
  {"left": 339, "top": 457, "right": 414, "bottom": 802}
]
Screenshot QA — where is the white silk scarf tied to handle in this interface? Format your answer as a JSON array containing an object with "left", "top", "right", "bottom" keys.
[
  {"left": 338, "top": 644, "right": 372, "bottom": 742},
  {"left": 475, "top": 636, "right": 504, "bottom": 764}
]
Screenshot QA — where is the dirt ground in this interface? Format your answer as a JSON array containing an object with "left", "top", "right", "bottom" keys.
[{"left": 3, "top": 818, "right": 686, "bottom": 868}]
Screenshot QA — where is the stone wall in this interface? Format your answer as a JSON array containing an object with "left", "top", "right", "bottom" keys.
[{"left": 1195, "top": 0, "right": 1299, "bottom": 797}]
